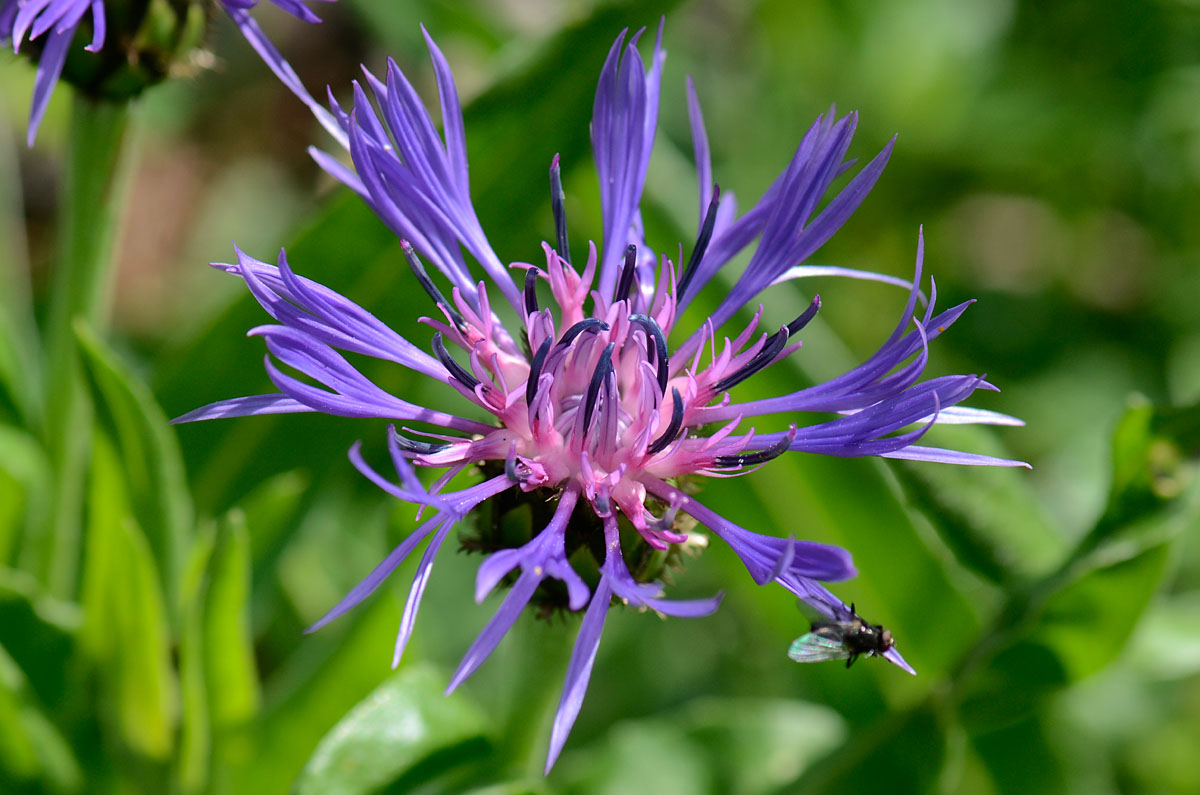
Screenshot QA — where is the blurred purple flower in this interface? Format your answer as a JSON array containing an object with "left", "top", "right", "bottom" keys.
[
  {"left": 177, "top": 22, "right": 1026, "bottom": 771},
  {"left": 0, "top": 0, "right": 337, "bottom": 145},
  {"left": 0, "top": 0, "right": 104, "bottom": 145}
]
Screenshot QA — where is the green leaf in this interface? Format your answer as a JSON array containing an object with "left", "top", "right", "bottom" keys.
[
  {"left": 558, "top": 697, "right": 846, "bottom": 795},
  {"left": 176, "top": 526, "right": 212, "bottom": 795},
  {"left": 961, "top": 538, "right": 1174, "bottom": 728},
  {"left": 218, "top": 594, "right": 403, "bottom": 795},
  {"left": 796, "top": 700, "right": 947, "bottom": 795},
  {"left": 562, "top": 720, "right": 711, "bottom": 795},
  {"left": 0, "top": 568, "right": 80, "bottom": 710},
  {"left": 175, "top": 511, "right": 261, "bottom": 794},
  {"left": 952, "top": 396, "right": 1196, "bottom": 729},
  {"left": 893, "top": 424, "right": 1062, "bottom": 586},
  {"left": 1085, "top": 398, "right": 1199, "bottom": 556},
  {"left": 678, "top": 697, "right": 847, "bottom": 795},
  {"left": 236, "top": 469, "right": 309, "bottom": 569},
  {"left": 76, "top": 321, "right": 193, "bottom": 603},
  {"left": 0, "top": 425, "right": 50, "bottom": 570},
  {"left": 0, "top": 573, "right": 83, "bottom": 792},
  {"left": 1032, "top": 540, "right": 1172, "bottom": 682},
  {"left": 204, "top": 510, "right": 261, "bottom": 730},
  {"left": 294, "top": 664, "right": 489, "bottom": 795},
  {"left": 80, "top": 432, "right": 178, "bottom": 760},
  {"left": 970, "top": 713, "right": 1067, "bottom": 795},
  {"left": 0, "top": 645, "right": 83, "bottom": 793},
  {"left": 0, "top": 117, "right": 41, "bottom": 429},
  {"left": 1127, "top": 590, "right": 1200, "bottom": 680}
]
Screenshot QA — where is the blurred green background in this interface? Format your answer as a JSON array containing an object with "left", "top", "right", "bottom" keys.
[{"left": 3, "top": 0, "right": 1200, "bottom": 792}]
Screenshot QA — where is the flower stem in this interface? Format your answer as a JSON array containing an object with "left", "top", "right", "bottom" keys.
[
  {"left": 498, "top": 614, "right": 576, "bottom": 779},
  {"left": 37, "top": 94, "right": 132, "bottom": 598}
]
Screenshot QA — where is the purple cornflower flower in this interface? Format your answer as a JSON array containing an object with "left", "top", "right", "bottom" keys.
[
  {"left": 177, "top": 22, "right": 1026, "bottom": 771},
  {"left": 0, "top": 0, "right": 338, "bottom": 145}
]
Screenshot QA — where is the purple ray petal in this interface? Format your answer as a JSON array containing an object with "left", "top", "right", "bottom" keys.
[
  {"left": 223, "top": 7, "right": 347, "bottom": 147},
  {"left": 880, "top": 446, "right": 1031, "bottom": 467},
  {"left": 308, "top": 145, "right": 366, "bottom": 195},
  {"left": 474, "top": 548, "right": 525, "bottom": 603},
  {"left": 421, "top": 23, "right": 469, "bottom": 194},
  {"left": 305, "top": 515, "right": 441, "bottom": 633},
  {"left": 593, "top": 23, "right": 665, "bottom": 299},
  {"left": 336, "top": 44, "right": 522, "bottom": 317},
  {"left": 85, "top": 0, "right": 103, "bottom": 51},
  {"left": 255, "top": 327, "right": 493, "bottom": 432},
  {"left": 883, "top": 647, "right": 917, "bottom": 675},
  {"left": 642, "top": 476, "right": 856, "bottom": 584},
  {"left": 449, "top": 488, "right": 583, "bottom": 692},
  {"left": 686, "top": 76, "right": 713, "bottom": 231},
  {"left": 26, "top": 26, "right": 71, "bottom": 147},
  {"left": 770, "top": 264, "right": 923, "bottom": 294},
  {"left": 643, "top": 592, "right": 725, "bottom": 618},
  {"left": 170, "top": 393, "right": 313, "bottom": 424},
  {"left": 919, "top": 406, "right": 1025, "bottom": 426},
  {"left": 446, "top": 566, "right": 541, "bottom": 694},
  {"left": 392, "top": 519, "right": 455, "bottom": 667},
  {"left": 545, "top": 577, "right": 612, "bottom": 774},
  {"left": 225, "top": 246, "right": 444, "bottom": 380}
]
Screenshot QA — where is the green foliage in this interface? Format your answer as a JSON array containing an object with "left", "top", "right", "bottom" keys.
[
  {"left": 78, "top": 321, "right": 193, "bottom": 602},
  {"left": 295, "top": 665, "right": 490, "bottom": 795},
  {"left": 3, "top": 0, "right": 1200, "bottom": 792},
  {"left": 80, "top": 432, "right": 179, "bottom": 760}
]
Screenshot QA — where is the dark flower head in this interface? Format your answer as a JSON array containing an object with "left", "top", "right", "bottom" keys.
[
  {"left": 0, "top": 0, "right": 337, "bottom": 144},
  {"left": 177, "top": 21, "right": 1026, "bottom": 771},
  {"left": 2, "top": 0, "right": 107, "bottom": 145}
]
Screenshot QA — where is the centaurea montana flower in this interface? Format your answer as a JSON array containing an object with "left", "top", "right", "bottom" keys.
[
  {"left": 0, "top": 0, "right": 340, "bottom": 145},
  {"left": 176, "top": 23, "right": 1026, "bottom": 771}
]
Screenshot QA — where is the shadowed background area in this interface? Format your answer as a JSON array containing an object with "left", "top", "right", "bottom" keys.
[{"left": 2, "top": 0, "right": 1199, "bottom": 792}]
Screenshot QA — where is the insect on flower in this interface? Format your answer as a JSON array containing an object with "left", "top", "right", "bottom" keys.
[
  {"left": 176, "top": 19, "right": 1023, "bottom": 771},
  {"left": 788, "top": 602, "right": 896, "bottom": 669}
]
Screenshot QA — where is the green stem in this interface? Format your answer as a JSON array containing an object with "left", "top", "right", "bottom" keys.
[
  {"left": 499, "top": 614, "right": 577, "bottom": 780},
  {"left": 0, "top": 116, "right": 42, "bottom": 429},
  {"left": 35, "top": 94, "right": 132, "bottom": 598},
  {"left": 946, "top": 522, "right": 1126, "bottom": 694}
]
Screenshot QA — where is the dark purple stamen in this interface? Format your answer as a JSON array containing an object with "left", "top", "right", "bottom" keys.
[
  {"left": 524, "top": 268, "right": 540, "bottom": 316},
  {"left": 676, "top": 184, "right": 721, "bottom": 301},
  {"left": 615, "top": 245, "right": 638, "bottom": 303},
  {"left": 505, "top": 447, "right": 531, "bottom": 483},
  {"left": 713, "top": 296, "right": 822, "bottom": 393},
  {"left": 432, "top": 332, "right": 480, "bottom": 390},
  {"left": 550, "top": 154, "right": 571, "bottom": 265},
  {"left": 787, "top": 295, "right": 822, "bottom": 335},
  {"left": 555, "top": 318, "right": 610, "bottom": 352},
  {"left": 526, "top": 336, "right": 553, "bottom": 406},
  {"left": 391, "top": 430, "right": 451, "bottom": 456},
  {"left": 628, "top": 313, "right": 669, "bottom": 393},
  {"left": 647, "top": 387, "right": 684, "bottom": 455},
  {"left": 712, "top": 327, "right": 789, "bottom": 393},
  {"left": 582, "top": 343, "right": 616, "bottom": 430},
  {"left": 401, "top": 240, "right": 466, "bottom": 331},
  {"left": 713, "top": 432, "right": 792, "bottom": 468}
]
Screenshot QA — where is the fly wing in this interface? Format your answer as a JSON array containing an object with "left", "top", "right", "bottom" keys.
[{"left": 788, "top": 632, "right": 851, "bottom": 663}]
